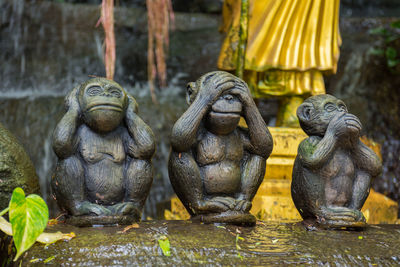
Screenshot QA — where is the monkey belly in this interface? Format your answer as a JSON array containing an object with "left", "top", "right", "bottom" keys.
[
  {"left": 323, "top": 151, "right": 355, "bottom": 207},
  {"left": 202, "top": 161, "right": 241, "bottom": 195},
  {"left": 85, "top": 160, "right": 125, "bottom": 205}
]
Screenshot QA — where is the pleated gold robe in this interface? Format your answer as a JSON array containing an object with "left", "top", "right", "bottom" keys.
[{"left": 218, "top": 0, "right": 341, "bottom": 97}]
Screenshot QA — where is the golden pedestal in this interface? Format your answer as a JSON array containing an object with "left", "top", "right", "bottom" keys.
[{"left": 165, "top": 127, "right": 398, "bottom": 224}]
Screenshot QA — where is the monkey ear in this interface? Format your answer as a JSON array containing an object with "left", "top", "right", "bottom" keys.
[
  {"left": 186, "top": 82, "right": 196, "bottom": 105},
  {"left": 297, "top": 102, "right": 313, "bottom": 122}
]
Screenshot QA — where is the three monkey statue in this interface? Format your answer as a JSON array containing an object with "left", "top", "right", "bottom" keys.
[{"left": 51, "top": 72, "right": 381, "bottom": 229}]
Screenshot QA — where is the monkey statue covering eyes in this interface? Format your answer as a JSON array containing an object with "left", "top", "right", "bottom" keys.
[
  {"left": 292, "top": 94, "right": 382, "bottom": 229},
  {"left": 51, "top": 78, "right": 155, "bottom": 226},
  {"left": 168, "top": 71, "right": 273, "bottom": 225}
]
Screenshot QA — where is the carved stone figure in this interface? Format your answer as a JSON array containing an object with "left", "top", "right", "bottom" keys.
[
  {"left": 51, "top": 78, "right": 155, "bottom": 226},
  {"left": 292, "top": 94, "right": 382, "bottom": 229},
  {"left": 169, "top": 71, "right": 273, "bottom": 225}
]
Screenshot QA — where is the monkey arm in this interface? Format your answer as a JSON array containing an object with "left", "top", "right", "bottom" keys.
[
  {"left": 354, "top": 141, "right": 382, "bottom": 178},
  {"left": 53, "top": 86, "right": 81, "bottom": 159},
  {"left": 348, "top": 141, "right": 381, "bottom": 210},
  {"left": 239, "top": 101, "right": 273, "bottom": 158},
  {"left": 237, "top": 154, "right": 266, "bottom": 202},
  {"left": 52, "top": 109, "right": 80, "bottom": 159},
  {"left": 171, "top": 98, "right": 210, "bottom": 152},
  {"left": 298, "top": 134, "right": 338, "bottom": 168},
  {"left": 349, "top": 170, "right": 372, "bottom": 210},
  {"left": 125, "top": 110, "right": 155, "bottom": 160},
  {"left": 228, "top": 82, "right": 272, "bottom": 158}
]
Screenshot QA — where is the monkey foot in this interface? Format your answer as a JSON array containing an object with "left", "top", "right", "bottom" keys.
[
  {"left": 66, "top": 214, "right": 141, "bottom": 227},
  {"left": 302, "top": 218, "right": 367, "bottom": 231},
  {"left": 192, "top": 211, "right": 256, "bottom": 226}
]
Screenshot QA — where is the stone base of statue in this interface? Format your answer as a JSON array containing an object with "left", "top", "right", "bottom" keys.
[
  {"left": 311, "top": 219, "right": 367, "bottom": 230},
  {"left": 66, "top": 214, "right": 140, "bottom": 227},
  {"left": 192, "top": 211, "right": 256, "bottom": 226},
  {"left": 165, "top": 127, "right": 398, "bottom": 224},
  {"left": 14, "top": 221, "right": 400, "bottom": 266}
]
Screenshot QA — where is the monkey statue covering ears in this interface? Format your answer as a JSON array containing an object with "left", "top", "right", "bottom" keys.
[{"left": 51, "top": 78, "right": 155, "bottom": 226}]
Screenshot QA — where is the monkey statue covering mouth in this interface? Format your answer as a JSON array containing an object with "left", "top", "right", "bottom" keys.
[{"left": 292, "top": 94, "right": 382, "bottom": 229}]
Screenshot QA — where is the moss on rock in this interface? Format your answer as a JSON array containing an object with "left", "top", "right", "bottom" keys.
[{"left": 0, "top": 122, "right": 39, "bottom": 210}]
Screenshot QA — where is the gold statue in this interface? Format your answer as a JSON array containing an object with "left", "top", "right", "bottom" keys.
[{"left": 218, "top": 0, "right": 341, "bottom": 126}]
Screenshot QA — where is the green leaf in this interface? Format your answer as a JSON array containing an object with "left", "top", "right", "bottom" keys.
[
  {"left": 391, "top": 20, "right": 400, "bottom": 29},
  {"left": 9, "top": 188, "right": 49, "bottom": 261},
  {"left": 369, "top": 27, "right": 388, "bottom": 35},
  {"left": 385, "top": 35, "right": 399, "bottom": 44},
  {"left": 158, "top": 235, "right": 171, "bottom": 256},
  {"left": 386, "top": 47, "right": 397, "bottom": 59},
  {"left": 388, "top": 58, "right": 400, "bottom": 68},
  {"left": 369, "top": 48, "right": 385, "bottom": 56},
  {"left": 43, "top": 255, "right": 56, "bottom": 263}
]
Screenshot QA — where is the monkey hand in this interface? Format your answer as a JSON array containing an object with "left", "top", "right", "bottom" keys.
[
  {"left": 65, "top": 86, "right": 80, "bottom": 114},
  {"left": 343, "top": 113, "right": 362, "bottom": 140},
  {"left": 198, "top": 72, "right": 236, "bottom": 106},
  {"left": 126, "top": 95, "right": 139, "bottom": 114},
  {"left": 228, "top": 80, "right": 254, "bottom": 107},
  {"left": 327, "top": 113, "right": 361, "bottom": 139}
]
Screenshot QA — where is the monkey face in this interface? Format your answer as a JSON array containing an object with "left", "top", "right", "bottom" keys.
[
  {"left": 205, "top": 93, "right": 242, "bottom": 135},
  {"left": 297, "top": 94, "right": 348, "bottom": 136},
  {"left": 79, "top": 78, "right": 128, "bottom": 133}
]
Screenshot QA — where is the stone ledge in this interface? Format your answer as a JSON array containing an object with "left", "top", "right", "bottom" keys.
[{"left": 14, "top": 221, "right": 400, "bottom": 266}]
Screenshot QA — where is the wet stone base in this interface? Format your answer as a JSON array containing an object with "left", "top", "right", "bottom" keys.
[{"left": 15, "top": 221, "right": 400, "bottom": 266}]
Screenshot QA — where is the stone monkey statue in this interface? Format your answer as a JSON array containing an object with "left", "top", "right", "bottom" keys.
[
  {"left": 292, "top": 94, "right": 382, "bottom": 229},
  {"left": 169, "top": 71, "right": 273, "bottom": 225},
  {"left": 51, "top": 78, "right": 155, "bottom": 226}
]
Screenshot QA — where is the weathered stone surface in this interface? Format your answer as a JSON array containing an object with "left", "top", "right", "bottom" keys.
[
  {"left": 0, "top": 122, "right": 39, "bottom": 210},
  {"left": 16, "top": 221, "right": 400, "bottom": 266}
]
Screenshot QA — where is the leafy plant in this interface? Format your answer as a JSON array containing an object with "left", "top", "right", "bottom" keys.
[
  {"left": 0, "top": 187, "right": 75, "bottom": 261},
  {"left": 9, "top": 187, "right": 49, "bottom": 260},
  {"left": 369, "top": 20, "right": 400, "bottom": 70},
  {"left": 158, "top": 235, "right": 171, "bottom": 256}
]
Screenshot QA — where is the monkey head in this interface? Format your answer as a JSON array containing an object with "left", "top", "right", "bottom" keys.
[
  {"left": 297, "top": 94, "right": 348, "bottom": 137},
  {"left": 205, "top": 93, "right": 242, "bottom": 135},
  {"left": 186, "top": 71, "right": 243, "bottom": 135},
  {"left": 78, "top": 78, "right": 128, "bottom": 133}
]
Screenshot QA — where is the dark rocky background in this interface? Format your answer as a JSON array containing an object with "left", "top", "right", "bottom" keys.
[{"left": 0, "top": 0, "right": 399, "bottom": 218}]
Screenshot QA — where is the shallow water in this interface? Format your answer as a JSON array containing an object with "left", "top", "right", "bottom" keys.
[{"left": 20, "top": 221, "right": 400, "bottom": 266}]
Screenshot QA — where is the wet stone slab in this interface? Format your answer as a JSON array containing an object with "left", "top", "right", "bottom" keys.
[{"left": 16, "top": 221, "right": 400, "bottom": 266}]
